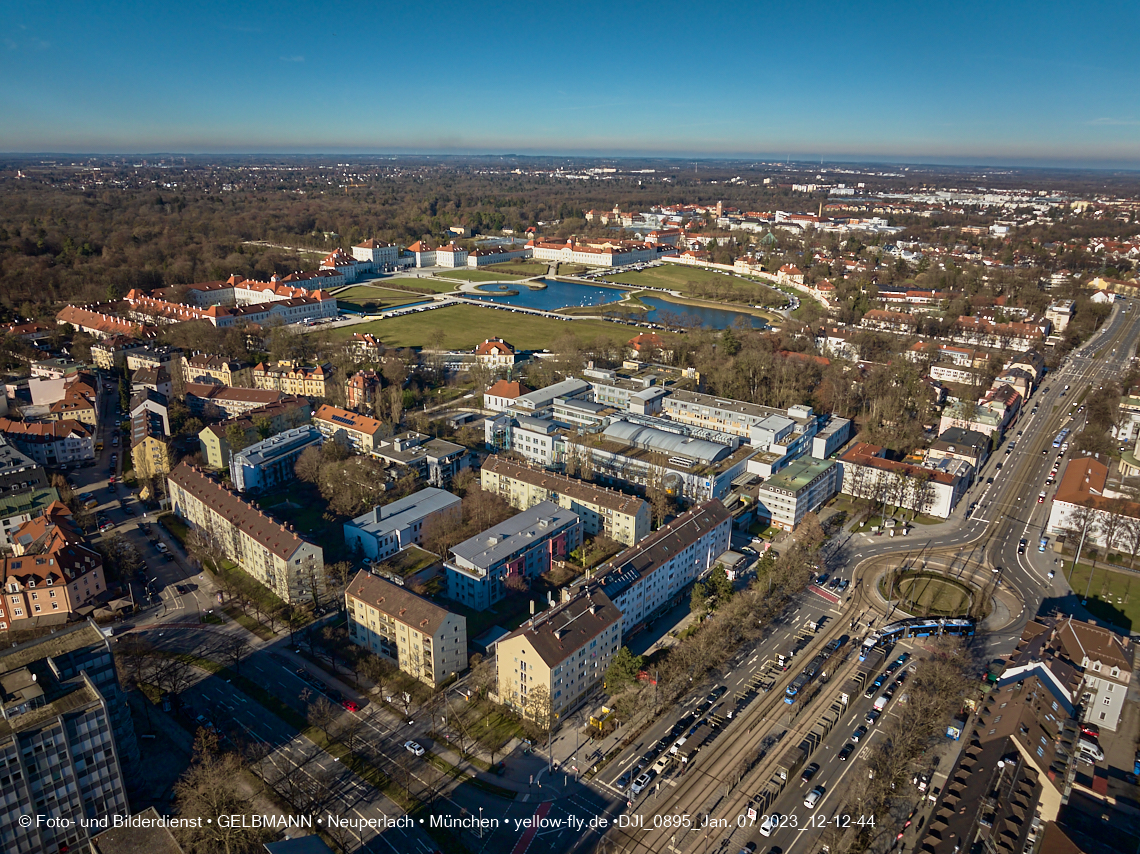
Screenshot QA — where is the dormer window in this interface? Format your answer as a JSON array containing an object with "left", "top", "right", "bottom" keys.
[
  {"left": 27, "top": 579, "right": 35, "bottom": 588},
  {"left": 46, "top": 577, "right": 52, "bottom": 585}
]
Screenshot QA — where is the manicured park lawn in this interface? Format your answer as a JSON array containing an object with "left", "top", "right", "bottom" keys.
[
  {"left": 336, "top": 286, "right": 432, "bottom": 310},
  {"left": 368, "top": 276, "right": 458, "bottom": 294},
  {"left": 330, "top": 303, "right": 639, "bottom": 351},
  {"left": 480, "top": 260, "right": 551, "bottom": 277},
  {"left": 1066, "top": 562, "right": 1140, "bottom": 631},
  {"left": 433, "top": 268, "right": 525, "bottom": 283},
  {"left": 601, "top": 264, "right": 785, "bottom": 306}
]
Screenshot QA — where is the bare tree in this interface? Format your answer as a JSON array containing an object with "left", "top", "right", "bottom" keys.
[
  {"left": 221, "top": 634, "right": 250, "bottom": 674},
  {"left": 1119, "top": 513, "right": 1140, "bottom": 569},
  {"left": 173, "top": 730, "right": 273, "bottom": 854},
  {"left": 307, "top": 696, "right": 337, "bottom": 741}
]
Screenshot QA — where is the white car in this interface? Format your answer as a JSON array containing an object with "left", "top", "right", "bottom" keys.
[
  {"left": 759, "top": 813, "right": 782, "bottom": 837},
  {"left": 404, "top": 740, "right": 425, "bottom": 757},
  {"left": 804, "top": 786, "right": 824, "bottom": 809}
]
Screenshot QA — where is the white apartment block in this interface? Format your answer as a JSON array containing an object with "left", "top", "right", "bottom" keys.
[{"left": 592, "top": 500, "right": 731, "bottom": 630}]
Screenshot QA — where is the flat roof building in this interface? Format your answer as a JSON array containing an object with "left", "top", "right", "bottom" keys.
[
  {"left": 755, "top": 457, "right": 840, "bottom": 531},
  {"left": 445, "top": 501, "right": 581, "bottom": 610},
  {"left": 231, "top": 424, "right": 324, "bottom": 493},
  {"left": 480, "top": 455, "right": 651, "bottom": 546},
  {"left": 344, "top": 488, "right": 461, "bottom": 562}
]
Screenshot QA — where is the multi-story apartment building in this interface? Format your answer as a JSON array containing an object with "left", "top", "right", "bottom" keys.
[
  {"left": 480, "top": 455, "right": 650, "bottom": 546},
  {"left": 592, "top": 500, "right": 731, "bottom": 630},
  {"left": 345, "top": 370, "right": 381, "bottom": 411},
  {"left": 839, "top": 442, "right": 971, "bottom": 519},
  {"left": 0, "top": 488, "right": 61, "bottom": 548},
  {"left": 252, "top": 361, "right": 335, "bottom": 398},
  {"left": 346, "top": 570, "right": 467, "bottom": 687},
  {"left": 1, "top": 501, "right": 106, "bottom": 626},
  {"left": 129, "top": 409, "right": 172, "bottom": 482},
  {"left": 496, "top": 589, "right": 622, "bottom": 723},
  {"left": 131, "top": 365, "right": 173, "bottom": 400},
  {"left": 129, "top": 388, "right": 170, "bottom": 436},
  {"left": 197, "top": 396, "right": 310, "bottom": 469},
  {"left": 0, "top": 666, "right": 128, "bottom": 854},
  {"left": 445, "top": 502, "right": 581, "bottom": 609},
  {"left": 343, "top": 488, "right": 461, "bottom": 562},
  {"left": 90, "top": 335, "right": 147, "bottom": 370},
  {"left": 124, "top": 345, "right": 182, "bottom": 373},
  {"left": 372, "top": 432, "right": 468, "bottom": 488},
  {"left": 231, "top": 425, "right": 324, "bottom": 493},
  {"left": 313, "top": 405, "right": 384, "bottom": 454},
  {"left": 754, "top": 457, "right": 840, "bottom": 531},
  {"left": 0, "top": 436, "right": 47, "bottom": 495},
  {"left": 0, "top": 419, "right": 94, "bottom": 467},
  {"left": 182, "top": 384, "right": 287, "bottom": 419},
  {"left": 181, "top": 353, "right": 254, "bottom": 387},
  {"left": 167, "top": 463, "right": 325, "bottom": 605}
]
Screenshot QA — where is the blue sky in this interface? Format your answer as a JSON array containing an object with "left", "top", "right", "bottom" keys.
[{"left": 3, "top": 1, "right": 1138, "bottom": 166}]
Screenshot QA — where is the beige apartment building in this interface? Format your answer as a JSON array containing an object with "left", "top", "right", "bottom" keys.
[
  {"left": 253, "top": 361, "right": 335, "bottom": 398},
  {"left": 166, "top": 463, "right": 325, "bottom": 605},
  {"left": 313, "top": 404, "right": 384, "bottom": 454},
  {"left": 181, "top": 353, "right": 254, "bottom": 387},
  {"left": 496, "top": 589, "right": 622, "bottom": 723},
  {"left": 345, "top": 570, "right": 467, "bottom": 686},
  {"left": 480, "top": 455, "right": 650, "bottom": 546}
]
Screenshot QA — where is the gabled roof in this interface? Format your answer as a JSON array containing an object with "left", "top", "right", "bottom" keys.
[
  {"left": 485, "top": 379, "right": 531, "bottom": 399},
  {"left": 502, "top": 589, "right": 621, "bottom": 668},
  {"left": 313, "top": 404, "right": 383, "bottom": 437},
  {"left": 347, "top": 569, "right": 456, "bottom": 636},
  {"left": 167, "top": 463, "right": 314, "bottom": 561}
]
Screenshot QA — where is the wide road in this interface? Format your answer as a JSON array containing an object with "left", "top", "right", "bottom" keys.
[{"left": 600, "top": 298, "right": 1139, "bottom": 854}]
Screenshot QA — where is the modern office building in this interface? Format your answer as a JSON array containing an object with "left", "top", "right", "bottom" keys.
[
  {"left": 372, "top": 432, "right": 468, "bottom": 488},
  {"left": 346, "top": 570, "right": 467, "bottom": 686},
  {"left": 754, "top": 457, "right": 840, "bottom": 531}
]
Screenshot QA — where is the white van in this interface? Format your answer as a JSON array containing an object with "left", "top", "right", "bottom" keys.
[
  {"left": 873, "top": 694, "right": 890, "bottom": 712},
  {"left": 1077, "top": 739, "right": 1104, "bottom": 762}
]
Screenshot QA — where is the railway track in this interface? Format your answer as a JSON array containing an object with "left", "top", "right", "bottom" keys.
[
  {"left": 605, "top": 585, "right": 874, "bottom": 854},
  {"left": 601, "top": 306, "right": 1133, "bottom": 854}
]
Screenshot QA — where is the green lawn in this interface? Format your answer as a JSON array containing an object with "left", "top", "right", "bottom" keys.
[
  {"left": 335, "top": 286, "right": 433, "bottom": 311},
  {"left": 329, "top": 303, "right": 633, "bottom": 350},
  {"left": 1066, "top": 562, "right": 1140, "bottom": 631},
  {"left": 433, "top": 268, "right": 525, "bottom": 283},
  {"left": 600, "top": 265, "right": 785, "bottom": 307},
  {"left": 481, "top": 260, "right": 552, "bottom": 277},
  {"left": 383, "top": 546, "right": 440, "bottom": 578},
  {"left": 372, "top": 277, "right": 458, "bottom": 294}
]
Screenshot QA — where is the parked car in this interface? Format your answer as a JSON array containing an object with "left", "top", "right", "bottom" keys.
[
  {"left": 851, "top": 725, "right": 868, "bottom": 743},
  {"left": 804, "top": 786, "right": 825, "bottom": 809},
  {"left": 838, "top": 744, "right": 855, "bottom": 761},
  {"left": 801, "top": 762, "right": 820, "bottom": 784}
]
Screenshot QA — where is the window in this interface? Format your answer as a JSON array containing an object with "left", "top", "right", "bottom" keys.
[{"left": 1104, "top": 698, "right": 1112, "bottom": 705}]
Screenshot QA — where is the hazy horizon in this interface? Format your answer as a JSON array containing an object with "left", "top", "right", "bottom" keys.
[{"left": 4, "top": 1, "right": 1138, "bottom": 169}]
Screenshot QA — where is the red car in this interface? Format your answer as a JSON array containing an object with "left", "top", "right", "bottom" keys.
[{"left": 341, "top": 700, "right": 359, "bottom": 712}]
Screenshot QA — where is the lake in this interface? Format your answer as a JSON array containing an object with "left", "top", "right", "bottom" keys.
[{"left": 468, "top": 279, "right": 768, "bottom": 330}]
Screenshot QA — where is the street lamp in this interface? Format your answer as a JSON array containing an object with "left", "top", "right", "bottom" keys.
[{"left": 478, "top": 806, "right": 483, "bottom": 839}]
